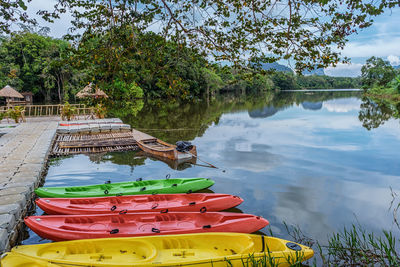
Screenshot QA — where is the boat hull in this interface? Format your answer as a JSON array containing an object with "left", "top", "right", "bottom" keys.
[
  {"left": 24, "top": 212, "right": 269, "bottom": 241},
  {"left": 35, "top": 193, "right": 243, "bottom": 215},
  {"left": 137, "top": 139, "right": 197, "bottom": 161},
  {"left": 1, "top": 233, "right": 314, "bottom": 266},
  {"left": 34, "top": 178, "right": 214, "bottom": 198}
]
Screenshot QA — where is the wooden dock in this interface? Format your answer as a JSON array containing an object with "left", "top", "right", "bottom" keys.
[{"left": 51, "top": 128, "right": 157, "bottom": 156}]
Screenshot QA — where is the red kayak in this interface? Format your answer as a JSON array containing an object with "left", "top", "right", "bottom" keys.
[
  {"left": 24, "top": 212, "right": 269, "bottom": 241},
  {"left": 59, "top": 122, "right": 123, "bottom": 126},
  {"left": 36, "top": 193, "right": 243, "bottom": 215}
]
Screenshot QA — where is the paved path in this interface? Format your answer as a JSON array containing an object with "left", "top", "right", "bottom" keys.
[{"left": 0, "top": 118, "right": 58, "bottom": 252}]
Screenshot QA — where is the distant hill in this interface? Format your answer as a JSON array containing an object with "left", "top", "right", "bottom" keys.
[
  {"left": 301, "top": 102, "right": 323, "bottom": 111},
  {"left": 248, "top": 106, "right": 279, "bottom": 118},
  {"left": 302, "top": 67, "right": 325, "bottom": 76},
  {"left": 259, "top": 62, "right": 293, "bottom": 73}
]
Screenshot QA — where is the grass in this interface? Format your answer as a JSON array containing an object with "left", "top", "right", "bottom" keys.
[
  {"left": 228, "top": 188, "right": 400, "bottom": 266},
  {"left": 364, "top": 86, "right": 400, "bottom": 104}
]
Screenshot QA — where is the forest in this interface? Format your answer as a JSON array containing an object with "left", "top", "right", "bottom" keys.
[
  {"left": 0, "top": 0, "right": 396, "bottom": 105},
  {"left": 0, "top": 30, "right": 361, "bottom": 104}
]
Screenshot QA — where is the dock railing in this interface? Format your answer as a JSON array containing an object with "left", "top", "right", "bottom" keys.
[{"left": 0, "top": 104, "right": 94, "bottom": 118}]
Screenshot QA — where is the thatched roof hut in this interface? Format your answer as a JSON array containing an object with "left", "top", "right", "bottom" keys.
[
  {"left": 0, "top": 85, "right": 24, "bottom": 99},
  {"left": 76, "top": 83, "right": 108, "bottom": 99}
]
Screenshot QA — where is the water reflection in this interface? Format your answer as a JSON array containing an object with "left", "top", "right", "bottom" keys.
[
  {"left": 359, "top": 97, "right": 396, "bottom": 130},
  {"left": 24, "top": 90, "right": 400, "bottom": 247}
]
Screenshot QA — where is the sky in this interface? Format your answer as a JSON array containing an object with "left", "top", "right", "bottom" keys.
[{"left": 25, "top": 1, "right": 400, "bottom": 78}]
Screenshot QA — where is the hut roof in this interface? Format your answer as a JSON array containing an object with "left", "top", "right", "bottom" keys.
[
  {"left": 76, "top": 83, "right": 108, "bottom": 98},
  {"left": 0, "top": 85, "right": 24, "bottom": 98}
]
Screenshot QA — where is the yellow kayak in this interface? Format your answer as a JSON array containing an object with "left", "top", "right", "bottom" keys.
[{"left": 1, "top": 233, "right": 314, "bottom": 266}]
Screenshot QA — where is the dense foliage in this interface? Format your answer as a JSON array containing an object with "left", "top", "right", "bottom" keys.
[
  {"left": 0, "top": 31, "right": 80, "bottom": 102},
  {"left": 361, "top": 56, "right": 400, "bottom": 103},
  {"left": 0, "top": 31, "right": 363, "bottom": 104},
  {"left": 40, "top": 0, "right": 397, "bottom": 73}
]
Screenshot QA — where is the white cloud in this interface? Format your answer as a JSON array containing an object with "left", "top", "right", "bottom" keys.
[
  {"left": 388, "top": 55, "right": 400, "bottom": 66},
  {"left": 323, "top": 98, "right": 361, "bottom": 113},
  {"left": 340, "top": 37, "right": 400, "bottom": 58},
  {"left": 26, "top": 0, "right": 75, "bottom": 38},
  {"left": 325, "top": 63, "right": 363, "bottom": 77}
]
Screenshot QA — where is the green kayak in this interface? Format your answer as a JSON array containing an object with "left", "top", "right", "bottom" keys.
[{"left": 35, "top": 178, "right": 214, "bottom": 198}]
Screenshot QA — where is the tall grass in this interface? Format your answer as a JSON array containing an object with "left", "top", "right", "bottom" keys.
[{"left": 229, "top": 188, "right": 400, "bottom": 266}]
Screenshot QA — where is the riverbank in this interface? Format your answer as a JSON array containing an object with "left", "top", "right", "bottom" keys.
[
  {"left": 364, "top": 87, "right": 400, "bottom": 104},
  {"left": 0, "top": 117, "right": 59, "bottom": 252}
]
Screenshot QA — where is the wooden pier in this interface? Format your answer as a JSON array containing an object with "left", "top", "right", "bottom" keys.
[{"left": 51, "top": 126, "right": 158, "bottom": 156}]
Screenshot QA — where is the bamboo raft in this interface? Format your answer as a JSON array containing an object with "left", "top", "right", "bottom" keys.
[
  {"left": 52, "top": 132, "right": 142, "bottom": 156},
  {"left": 51, "top": 121, "right": 196, "bottom": 163}
]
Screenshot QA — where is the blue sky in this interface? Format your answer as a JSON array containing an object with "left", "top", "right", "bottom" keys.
[
  {"left": 26, "top": 1, "right": 400, "bottom": 77},
  {"left": 325, "top": 7, "right": 400, "bottom": 77}
]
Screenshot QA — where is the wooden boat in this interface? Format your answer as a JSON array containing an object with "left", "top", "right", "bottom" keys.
[
  {"left": 137, "top": 139, "right": 197, "bottom": 161},
  {"left": 35, "top": 193, "right": 243, "bottom": 215},
  {"left": 1, "top": 233, "right": 314, "bottom": 266},
  {"left": 136, "top": 150, "right": 197, "bottom": 170},
  {"left": 24, "top": 212, "right": 269, "bottom": 241}
]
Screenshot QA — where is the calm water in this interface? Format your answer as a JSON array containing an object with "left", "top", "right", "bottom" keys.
[{"left": 23, "top": 90, "right": 400, "bottom": 248}]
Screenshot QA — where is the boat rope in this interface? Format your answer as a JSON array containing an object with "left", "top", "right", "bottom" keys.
[
  {"left": 184, "top": 151, "right": 226, "bottom": 172},
  {"left": 151, "top": 203, "right": 159, "bottom": 209},
  {"left": 152, "top": 228, "right": 160, "bottom": 233},
  {"left": 200, "top": 207, "right": 207, "bottom": 213},
  {"left": 137, "top": 128, "right": 200, "bottom": 131},
  {"left": 160, "top": 209, "right": 168, "bottom": 213},
  {"left": 111, "top": 205, "right": 117, "bottom": 211},
  {"left": 119, "top": 210, "right": 128, "bottom": 214}
]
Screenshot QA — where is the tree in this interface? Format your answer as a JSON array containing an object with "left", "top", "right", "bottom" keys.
[
  {"left": 0, "top": 0, "right": 35, "bottom": 33},
  {"left": 361, "top": 57, "right": 396, "bottom": 89},
  {"left": 0, "top": 31, "right": 80, "bottom": 102},
  {"left": 272, "top": 72, "right": 297, "bottom": 90},
  {"left": 40, "top": 0, "right": 398, "bottom": 73}
]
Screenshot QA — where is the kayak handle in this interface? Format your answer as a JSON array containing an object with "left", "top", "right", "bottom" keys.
[
  {"left": 116, "top": 193, "right": 123, "bottom": 197},
  {"left": 105, "top": 180, "right": 111, "bottom": 184},
  {"left": 186, "top": 190, "right": 193, "bottom": 194},
  {"left": 136, "top": 178, "right": 143, "bottom": 181},
  {"left": 165, "top": 174, "right": 170, "bottom": 180},
  {"left": 111, "top": 205, "right": 117, "bottom": 211},
  {"left": 152, "top": 228, "right": 161, "bottom": 233},
  {"left": 110, "top": 229, "right": 119, "bottom": 234},
  {"left": 140, "top": 187, "right": 146, "bottom": 191},
  {"left": 119, "top": 209, "right": 128, "bottom": 215},
  {"left": 200, "top": 207, "right": 207, "bottom": 213},
  {"left": 151, "top": 203, "right": 159, "bottom": 209},
  {"left": 160, "top": 209, "right": 168, "bottom": 213},
  {"left": 104, "top": 189, "right": 109, "bottom": 195},
  {"left": 151, "top": 192, "right": 158, "bottom": 195},
  {"left": 202, "top": 225, "right": 211, "bottom": 229},
  {"left": 189, "top": 202, "right": 196, "bottom": 206},
  {"left": 171, "top": 183, "right": 177, "bottom": 187}
]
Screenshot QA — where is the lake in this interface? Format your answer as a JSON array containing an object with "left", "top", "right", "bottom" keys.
[{"left": 23, "top": 90, "right": 400, "bottom": 251}]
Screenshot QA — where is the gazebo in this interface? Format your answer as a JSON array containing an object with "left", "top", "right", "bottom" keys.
[
  {"left": 76, "top": 83, "right": 108, "bottom": 99},
  {"left": 0, "top": 85, "right": 24, "bottom": 105}
]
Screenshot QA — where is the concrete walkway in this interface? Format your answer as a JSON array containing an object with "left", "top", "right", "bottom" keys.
[{"left": 0, "top": 118, "right": 58, "bottom": 252}]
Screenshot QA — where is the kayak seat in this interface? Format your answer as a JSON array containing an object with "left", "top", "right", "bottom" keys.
[
  {"left": 70, "top": 199, "right": 96, "bottom": 205},
  {"left": 60, "top": 225, "right": 104, "bottom": 232},
  {"left": 64, "top": 217, "right": 94, "bottom": 224},
  {"left": 65, "top": 187, "right": 87, "bottom": 192},
  {"left": 109, "top": 198, "right": 123, "bottom": 204},
  {"left": 162, "top": 238, "right": 194, "bottom": 249}
]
